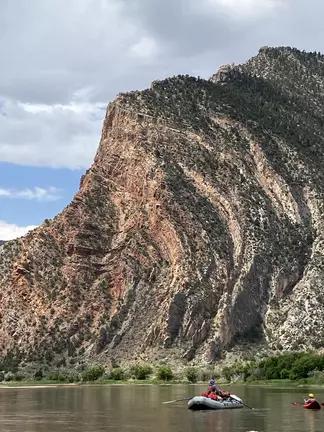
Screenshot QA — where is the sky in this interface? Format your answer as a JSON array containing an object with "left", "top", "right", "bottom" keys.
[{"left": 0, "top": 0, "right": 323, "bottom": 240}]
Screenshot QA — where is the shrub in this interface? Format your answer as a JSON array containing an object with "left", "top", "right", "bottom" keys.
[
  {"left": 58, "top": 373, "right": 68, "bottom": 382},
  {"left": 0, "top": 372, "right": 4, "bottom": 382},
  {"left": 222, "top": 366, "right": 233, "bottom": 382},
  {"left": 310, "top": 371, "right": 324, "bottom": 385},
  {"left": 82, "top": 365, "right": 105, "bottom": 382},
  {"left": 185, "top": 367, "right": 198, "bottom": 383},
  {"left": 0, "top": 353, "right": 20, "bottom": 373},
  {"left": 34, "top": 369, "right": 43, "bottom": 381},
  {"left": 48, "top": 371, "right": 60, "bottom": 381},
  {"left": 280, "top": 368, "right": 290, "bottom": 379},
  {"left": 156, "top": 365, "right": 173, "bottom": 381},
  {"left": 130, "top": 364, "right": 153, "bottom": 380},
  {"left": 198, "top": 368, "right": 215, "bottom": 382},
  {"left": 14, "top": 372, "right": 25, "bottom": 382},
  {"left": 66, "top": 372, "right": 80, "bottom": 383},
  {"left": 4, "top": 372, "right": 14, "bottom": 382},
  {"left": 47, "top": 370, "right": 80, "bottom": 383},
  {"left": 109, "top": 368, "right": 125, "bottom": 381}
]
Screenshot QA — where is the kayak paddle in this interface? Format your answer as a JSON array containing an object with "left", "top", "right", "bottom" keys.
[
  {"left": 292, "top": 401, "right": 324, "bottom": 406},
  {"left": 163, "top": 397, "right": 193, "bottom": 404}
]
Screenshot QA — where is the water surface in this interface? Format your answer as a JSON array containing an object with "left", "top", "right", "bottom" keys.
[{"left": 0, "top": 384, "right": 323, "bottom": 431}]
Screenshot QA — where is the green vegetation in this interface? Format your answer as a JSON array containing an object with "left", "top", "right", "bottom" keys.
[
  {"left": 81, "top": 365, "right": 105, "bottom": 382},
  {"left": 0, "top": 361, "right": 218, "bottom": 386},
  {"left": 109, "top": 368, "right": 125, "bottom": 381},
  {"left": 185, "top": 367, "right": 198, "bottom": 383},
  {"left": 156, "top": 365, "right": 173, "bottom": 381},
  {"left": 221, "top": 352, "right": 324, "bottom": 385},
  {"left": 3, "top": 353, "right": 324, "bottom": 387},
  {"left": 129, "top": 364, "right": 153, "bottom": 380},
  {"left": 0, "top": 352, "right": 21, "bottom": 373}
]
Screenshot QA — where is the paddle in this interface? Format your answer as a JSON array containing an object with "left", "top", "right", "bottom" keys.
[
  {"left": 163, "top": 397, "right": 193, "bottom": 404},
  {"left": 292, "top": 401, "right": 324, "bottom": 407},
  {"left": 230, "top": 395, "right": 254, "bottom": 410}
]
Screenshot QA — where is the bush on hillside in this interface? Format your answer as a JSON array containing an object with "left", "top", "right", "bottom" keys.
[
  {"left": 130, "top": 364, "right": 153, "bottom": 380},
  {"left": 109, "top": 368, "right": 125, "bottom": 381},
  {"left": 4, "top": 372, "right": 14, "bottom": 382},
  {"left": 34, "top": 369, "right": 43, "bottom": 381},
  {"left": 185, "top": 367, "right": 198, "bottom": 383},
  {"left": 81, "top": 365, "right": 105, "bottom": 382},
  {"left": 0, "top": 353, "right": 20, "bottom": 373},
  {"left": 197, "top": 368, "right": 217, "bottom": 382},
  {"left": 14, "top": 372, "right": 25, "bottom": 382},
  {"left": 156, "top": 365, "right": 173, "bottom": 381}
]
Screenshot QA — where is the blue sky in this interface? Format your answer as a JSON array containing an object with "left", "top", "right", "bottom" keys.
[
  {"left": 0, "top": 162, "right": 85, "bottom": 226},
  {"left": 1, "top": 0, "right": 322, "bottom": 240}
]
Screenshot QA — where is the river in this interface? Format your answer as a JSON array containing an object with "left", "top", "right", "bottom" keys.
[{"left": 0, "top": 384, "right": 323, "bottom": 431}]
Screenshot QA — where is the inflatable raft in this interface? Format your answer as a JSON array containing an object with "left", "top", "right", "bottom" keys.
[
  {"left": 303, "top": 400, "right": 321, "bottom": 410},
  {"left": 188, "top": 395, "right": 244, "bottom": 411}
]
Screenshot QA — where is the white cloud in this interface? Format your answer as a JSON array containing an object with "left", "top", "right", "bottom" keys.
[
  {"left": 0, "top": 186, "right": 61, "bottom": 201},
  {"left": 0, "top": 96, "right": 105, "bottom": 168},
  {"left": 130, "top": 36, "right": 159, "bottom": 59},
  {"left": 1, "top": 0, "right": 323, "bottom": 171},
  {"left": 0, "top": 220, "right": 38, "bottom": 241},
  {"left": 201, "top": 0, "right": 287, "bottom": 20}
]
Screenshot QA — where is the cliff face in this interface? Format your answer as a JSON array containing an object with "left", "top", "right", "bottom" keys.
[{"left": 1, "top": 46, "right": 324, "bottom": 367}]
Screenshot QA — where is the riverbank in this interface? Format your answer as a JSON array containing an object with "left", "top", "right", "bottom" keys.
[
  {"left": 2, "top": 378, "right": 324, "bottom": 389},
  {"left": 2, "top": 351, "right": 324, "bottom": 388},
  {"left": 0, "top": 379, "right": 230, "bottom": 389}
]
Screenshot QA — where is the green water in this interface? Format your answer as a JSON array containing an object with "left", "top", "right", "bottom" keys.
[{"left": 0, "top": 384, "right": 323, "bottom": 431}]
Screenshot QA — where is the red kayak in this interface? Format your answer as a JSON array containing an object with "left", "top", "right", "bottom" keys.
[{"left": 303, "top": 400, "right": 321, "bottom": 410}]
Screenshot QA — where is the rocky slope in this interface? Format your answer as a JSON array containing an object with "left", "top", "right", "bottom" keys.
[{"left": 1, "top": 46, "right": 324, "bottom": 367}]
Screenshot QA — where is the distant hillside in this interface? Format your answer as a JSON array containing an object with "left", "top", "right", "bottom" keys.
[
  {"left": 0, "top": 241, "right": 6, "bottom": 246},
  {"left": 1, "top": 46, "right": 324, "bottom": 368}
]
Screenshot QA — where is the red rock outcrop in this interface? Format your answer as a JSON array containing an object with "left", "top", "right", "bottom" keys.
[{"left": 1, "top": 47, "right": 324, "bottom": 367}]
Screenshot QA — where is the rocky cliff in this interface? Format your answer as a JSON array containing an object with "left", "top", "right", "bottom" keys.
[{"left": 1, "top": 46, "right": 324, "bottom": 367}]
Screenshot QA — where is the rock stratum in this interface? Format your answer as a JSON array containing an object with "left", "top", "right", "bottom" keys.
[{"left": 2, "top": 46, "right": 324, "bottom": 367}]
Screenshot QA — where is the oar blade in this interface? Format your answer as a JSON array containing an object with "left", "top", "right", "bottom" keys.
[
  {"left": 230, "top": 395, "right": 254, "bottom": 409},
  {"left": 163, "top": 397, "right": 192, "bottom": 404}
]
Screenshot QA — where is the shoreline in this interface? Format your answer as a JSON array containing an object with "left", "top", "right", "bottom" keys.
[{"left": 1, "top": 379, "right": 324, "bottom": 389}]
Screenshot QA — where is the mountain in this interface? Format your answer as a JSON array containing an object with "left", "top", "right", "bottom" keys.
[
  {"left": 0, "top": 241, "right": 6, "bottom": 246},
  {"left": 1, "top": 46, "right": 324, "bottom": 368}
]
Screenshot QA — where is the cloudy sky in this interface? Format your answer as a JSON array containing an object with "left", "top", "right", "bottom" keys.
[{"left": 0, "top": 0, "right": 322, "bottom": 240}]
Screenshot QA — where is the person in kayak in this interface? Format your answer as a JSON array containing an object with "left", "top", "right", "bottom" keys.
[{"left": 304, "top": 393, "right": 316, "bottom": 404}]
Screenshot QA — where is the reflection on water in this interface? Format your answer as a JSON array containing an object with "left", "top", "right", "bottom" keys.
[{"left": 0, "top": 384, "right": 323, "bottom": 431}]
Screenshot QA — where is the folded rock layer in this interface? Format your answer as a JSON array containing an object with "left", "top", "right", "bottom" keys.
[{"left": 1, "top": 46, "right": 324, "bottom": 366}]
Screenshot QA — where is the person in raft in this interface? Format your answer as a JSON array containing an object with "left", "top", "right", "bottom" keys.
[
  {"left": 207, "top": 377, "right": 221, "bottom": 393},
  {"left": 202, "top": 385, "right": 221, "bottom": 400},
  {"left": 209, "top": 377, "right": 231, "bottom": 398}
]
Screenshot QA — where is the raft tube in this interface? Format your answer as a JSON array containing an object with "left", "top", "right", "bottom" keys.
[
  {"left": 303, "top": 400, "right": 321, "bottom": 410},
  {"left": 188, "top": 395, "right": 244, "bottom": 411}
]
